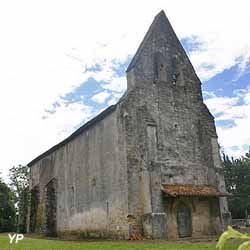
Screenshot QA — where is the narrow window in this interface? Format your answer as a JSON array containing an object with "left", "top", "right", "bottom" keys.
[
  {"left": 171, "top": 57, "right": 179, "bottom": 85},
  {"left": 154, "top": 52, "right": 166, "bottom": 82},
  {"left": 172, "top": 72, "right": 180, "bottom": 85},
  {"left": 197, "top": 120, "right": 203, "bottom": 143},
  {"left": 146, "top": 125, "right": 157, "bottom": 161},
  {"left": 154, "top": 54, "right": 159, "bottom": 80}
]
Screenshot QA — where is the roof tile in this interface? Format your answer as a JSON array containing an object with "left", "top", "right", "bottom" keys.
[{"left": 162, "top": 184, "right": 231, "bottom": 197}]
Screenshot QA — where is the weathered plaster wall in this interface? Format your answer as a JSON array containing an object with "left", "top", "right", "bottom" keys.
[
  {"left": 29, "top": 109, "right": 129, "bottom": 238},
  {"left": 164, "top": 197, "right": 221, "bottom": 240}
]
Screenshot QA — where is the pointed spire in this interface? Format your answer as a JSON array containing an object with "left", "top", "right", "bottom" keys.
[{"left": 126, "top": 10, "right": 186, "bottom": 73}]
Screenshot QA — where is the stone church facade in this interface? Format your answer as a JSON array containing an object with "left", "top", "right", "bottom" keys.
[{"left": 27, "top": 11, "right": 231, "bottom": 239}]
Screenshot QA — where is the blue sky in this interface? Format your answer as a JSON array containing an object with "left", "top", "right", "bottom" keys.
[{"left": 0, "top": 0, "right": 249, "bottom": 179}]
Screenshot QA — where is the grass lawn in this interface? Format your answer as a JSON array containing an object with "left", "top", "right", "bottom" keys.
[{"left": 0, "top": 235, "right": 238, "bottom": 250}]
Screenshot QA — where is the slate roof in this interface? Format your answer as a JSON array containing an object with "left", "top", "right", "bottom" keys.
[
  {"left": 162, "top": 184, "right": 231, "bottom": 197},
  {"left": 27, "top": 104, "right": 117, "bottom": 167}
]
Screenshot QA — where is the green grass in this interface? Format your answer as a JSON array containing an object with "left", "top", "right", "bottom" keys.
[{"left": 0, "top": 235, "right": 238, "bottom": 250}]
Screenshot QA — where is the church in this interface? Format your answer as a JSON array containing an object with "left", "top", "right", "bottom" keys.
[{"left": 27, "top": 10, "right": 231, "bottom": 239}]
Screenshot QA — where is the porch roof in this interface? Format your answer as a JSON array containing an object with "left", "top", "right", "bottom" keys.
[{"left": 162, "top": 184, "right": 231, "bottom": 197}]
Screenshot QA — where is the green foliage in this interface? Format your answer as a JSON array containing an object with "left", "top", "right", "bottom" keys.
[
  {"left": 0, "top": 178, "right": 16, "bottom": 232},
  {"left": 9, "top": 164, "right": 29, "bottom": 233},
  {"left": 216, "top": 226, "right": 250, "bottom": 250},
  {"left": 223, "top": 149, "right": 250, "bottom": 218},
  {"left": 238, "top": 242, "right": 250, "bottom": 250},
  {"left": 9, "top": 164, "right": 29, "bottom": 198},
  {"left": 35, "top": 201, "right": 44, "bottom": 232}
]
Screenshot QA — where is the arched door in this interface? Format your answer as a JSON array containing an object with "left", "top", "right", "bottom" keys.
[
  {"left": 45, "top": 179, "right": 57, "bottom": 236},
  {"left": 176, "top": 202, "right": 192, "bottom": 237}
]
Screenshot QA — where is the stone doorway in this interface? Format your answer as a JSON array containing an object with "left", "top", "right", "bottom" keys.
[
  {"left": 176, "top": 202, "right": 192, "bottom": 238},
  {"left": 45, "top": 179, "right": 57, "bottom": 236}
]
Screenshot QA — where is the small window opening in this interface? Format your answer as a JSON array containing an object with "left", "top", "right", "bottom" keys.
[
  {"left": 91, "top": 177, "right": 96, "bottom": 186},
  {"left": 172, "top": 72, "right": 180, "bottom": 85}
]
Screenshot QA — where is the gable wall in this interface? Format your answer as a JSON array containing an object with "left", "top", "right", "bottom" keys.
[{"left": 123, "top": 13, "right": 228, "bottom": 237}]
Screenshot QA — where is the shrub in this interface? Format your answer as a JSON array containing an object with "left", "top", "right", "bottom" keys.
[{"left": 217, "top": 226, "right": 250, "bottom": 250}]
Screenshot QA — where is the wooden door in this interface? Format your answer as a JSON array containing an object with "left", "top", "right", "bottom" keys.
[{"left": 177, "top": 202, "right": 192, "bottom": 237}]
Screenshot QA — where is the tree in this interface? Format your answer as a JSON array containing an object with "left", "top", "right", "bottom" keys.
[
  {"left": 0, "top": 176, "right": 16, "bottom": 232},
  {"left": 9, "top": 165, "right": 29, "bottom": 233},
  {"left": 223, "top": 149, "right": 250, "bottom": 218}
]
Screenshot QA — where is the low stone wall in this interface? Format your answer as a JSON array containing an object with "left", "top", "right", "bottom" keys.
[{"left": 232, "top": 219, "right": 247, "bottom": 228}]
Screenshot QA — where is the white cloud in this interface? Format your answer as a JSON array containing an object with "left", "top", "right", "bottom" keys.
[
  {"left": 91, "top": 91, "right": 110, "bottom": 104},
  {"left": 216, "top": 104, "right": 249, "bottom": 121},
  {"left": 244, "top": 92, "right": 250, "bottom": 105},
  {"left": 222, "top": 146, "right": 248, "bottom": 159},
  {"left": 203, "top": 91, "right": 216, "bottom": 99},
  {"left": 0, "top": 99, "right": 94, "bottom": 180},
  {"left": 102, "top": 77, "right": 127, "bottom": 93},
  {"left": 107, "top": 92, "right": 124, "bottom": 106},
  {"left": 204, "top": 88, "right": 250, "bottom": 158},
  {"left": 234, "top": 86, "right": 250, "bottom": 105},
  {"left": 204, "top": 96, "right": 239, "bottom": 116},
  {"left": 0, "top": 0, "right": 250, "bottom": 179},
  {"left": 42, "top": 101, "right": 94, "bottom": 135}
]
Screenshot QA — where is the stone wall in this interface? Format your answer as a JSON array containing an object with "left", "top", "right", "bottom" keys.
[
  {"left": 164, "top": 197, "right": 221, "bottom": 239},
  {"left": 123, "top": 11, "right": 229, "bottom": 238},
  {"left": 28, "top": 109, "right": 129, "bottom": 238}
]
